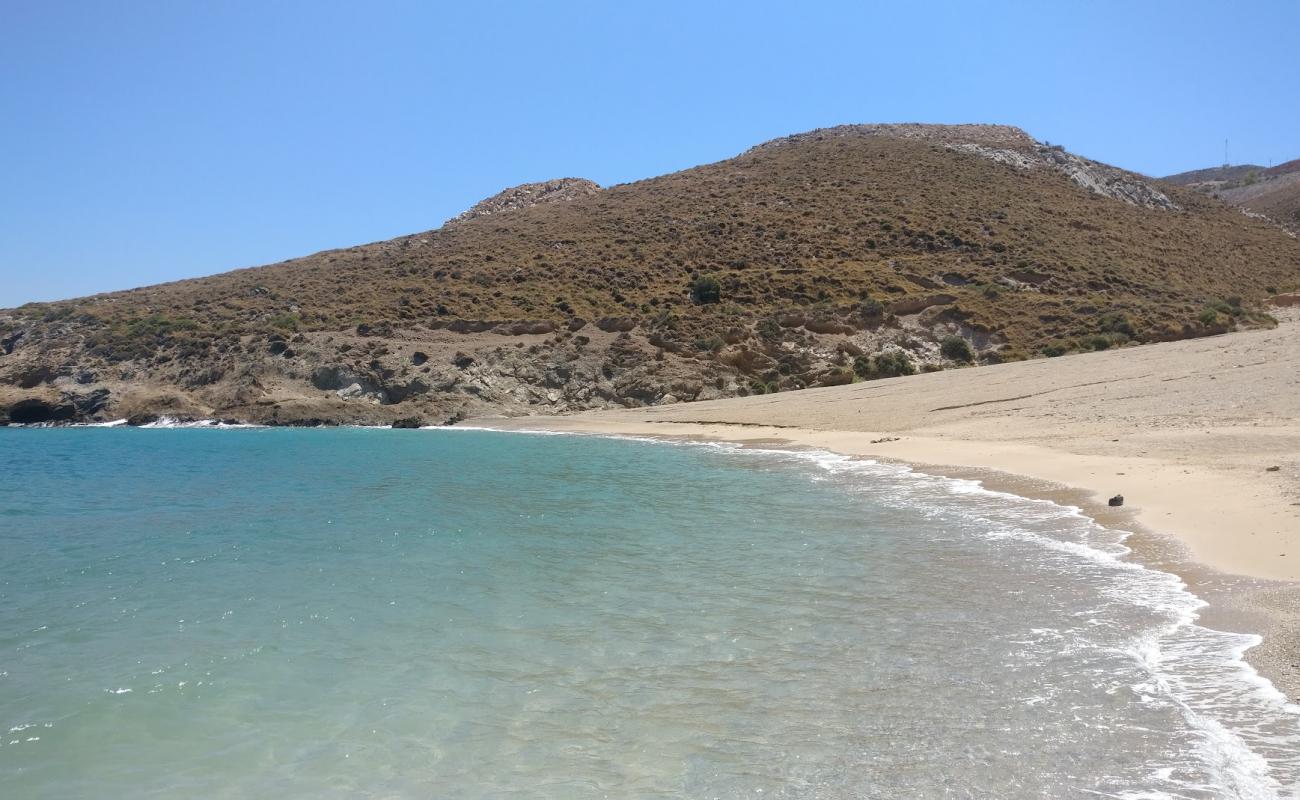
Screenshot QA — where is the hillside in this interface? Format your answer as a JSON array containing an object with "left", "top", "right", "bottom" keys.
[
  {"left": 1165, "top": 159, "right": 1300, "bottom": 232},
  {"left": 1162, "top": 163, "right": 1265, "bottom": 186},
  {"left": 3, "top": 123, "right": 1299, "bottom": 426}
]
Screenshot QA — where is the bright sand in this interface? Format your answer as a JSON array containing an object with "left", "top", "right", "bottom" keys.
[{"left": 484, "top": 316, "right": 1300, "bottom": 697}]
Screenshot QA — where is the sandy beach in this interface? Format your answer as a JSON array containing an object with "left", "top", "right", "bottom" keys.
[{"left": 485, "top": 316, "right": 1300, "bottom": 700}]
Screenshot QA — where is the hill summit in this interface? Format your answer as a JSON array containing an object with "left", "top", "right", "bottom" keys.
[
  {"left": 2, "top": 123, "right": 1297, "bottom": 426},
  {"left": 450, "top": 177, "right": 602, "bottom": 224}
]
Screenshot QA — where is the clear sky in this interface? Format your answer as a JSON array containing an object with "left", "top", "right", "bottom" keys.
[{"left": 2, "top": 0, "right": 1297, "bottom": 308}]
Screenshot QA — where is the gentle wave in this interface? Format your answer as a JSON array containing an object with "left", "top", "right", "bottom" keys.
[{"left": 462, "top": 426, "right": 1300, "bottom": 797}]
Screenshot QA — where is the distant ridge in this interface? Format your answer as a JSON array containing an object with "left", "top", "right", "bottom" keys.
[{"left": 1165, "top": 159, "right": 1300, "bottom": 233}]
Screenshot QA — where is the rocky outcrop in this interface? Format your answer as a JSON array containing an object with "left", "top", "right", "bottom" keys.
[
  {"left": 2, "top": 388, "right": 108, "bottom": 424},
  {"left": 888, "top": 294, "right": 957, "bottom": 316},
  {"left": 750, "top": 123, "right": 1178, "bottom": 211},
  {"left": 1035, "top": 145, "right": 1178, "bottom": 210},
  {"left": 949, "top": 143, "right": 1179, "bottom": 211},
  {"left": 449, "top": 178, "right": 602, "bottom": 224}
]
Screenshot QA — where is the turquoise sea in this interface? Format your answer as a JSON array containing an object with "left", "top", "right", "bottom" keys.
[{"left": 1, "top": 427, "right": 1298, "bottom": 798}]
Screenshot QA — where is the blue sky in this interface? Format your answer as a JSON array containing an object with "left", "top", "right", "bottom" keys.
[{"left": 2, "top": 0, "right": 1297, "bottom": 307}]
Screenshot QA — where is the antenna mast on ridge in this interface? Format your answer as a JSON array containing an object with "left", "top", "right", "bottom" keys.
[{"left": 1224, "top": 139, "right": 1229, "bottom": 168}]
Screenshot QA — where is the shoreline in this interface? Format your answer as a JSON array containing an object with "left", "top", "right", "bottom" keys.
[
  {"left": 472, "top": 321, "right": 1300, "bottom": 701},
  {"left": 472, "top": 312, "right": 1300, "bottom": 704},
  {"left": 479, "top": 417, "right": 1300, "bottom": 704},
  {"left": 8, "top": 323, "right": 1298, "bottom": 702}
]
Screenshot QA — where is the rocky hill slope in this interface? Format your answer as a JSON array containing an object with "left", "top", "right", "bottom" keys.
[
  {"left": 3, "top": 124, "right": 1299, "bottom": 426},
  {"left": 1165, "top": 159, "right": 1300, "bottom": 233}
]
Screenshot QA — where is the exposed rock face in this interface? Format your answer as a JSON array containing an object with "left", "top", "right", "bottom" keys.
[
  {"left": 948, "top": 143, "right": 1178, "bottom": 211},
  {"left": 1, "top": 313, "right": 998, "bottom": 425},
  {"left": 1033, "top": 145, "right": 1178, "bottom": 211},
  {"left": 7, "top": 398, "right": 73, "bottom": 424},
  {"left": 450, "top": 178, "right": 602, "bottom": 224},
  {"left": 2, "top": 388, "right": 110, "bottom": 424},
  {"left": 751, "top": 123, "right": 1178, "bottom": 211},
  {"left": 1, "top": 329, "right": 23, "bottom": 355}
]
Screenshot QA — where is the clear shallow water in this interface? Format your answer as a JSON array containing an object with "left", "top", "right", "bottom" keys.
[{"left": 0, "top": 428, "right": 1297, "bottom": 799}]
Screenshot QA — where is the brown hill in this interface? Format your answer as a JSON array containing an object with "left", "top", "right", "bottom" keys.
[
  {"left": 3, "top": 124, "right": 1298, "bottom": 426},
  {"left": 1165, "top": 159, "right": 1300, "bottom": 232},
  {"left": 1162, "top": 163, "right": 1264, "bottom": 186}
]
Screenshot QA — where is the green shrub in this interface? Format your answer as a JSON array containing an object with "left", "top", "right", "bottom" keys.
[
  {"left": 693, "top": 335, "right": 725, "bottom": 352},
  {"left": 270, "top": 313, "right": 301, "bottom": 331},
  {"left": 1206, "top": 298, "right": 1243, "bottom": 318},
  {"left": 756, "top": 317, "right": 782, "bottom": 341},
  {"left": 852, "top": 350, "right": 916, "bottom": 380},
  {"left": 652, "top": 310, "right": 680, "bottom": 331},
  {"left": 1098, "top": 312, "right": 1134, "bottom": 337},
  {"left": 1198, "top": 308, "right": 1220, "bottom": 326},
  {"left": 690, "top": 274, "right": 722, "bottom": 304},
  {"left": 872, "top": 350, "right": 915, "bottom": 377},
  {"left": 1042, "top": 340, "right": 1072, "bottom": 357},
  {"left": 939, "top": 335, "right": 974, "bottom": 363},
  {"left": 859, "top": 296, "right": 885, "bottom": 317}
]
